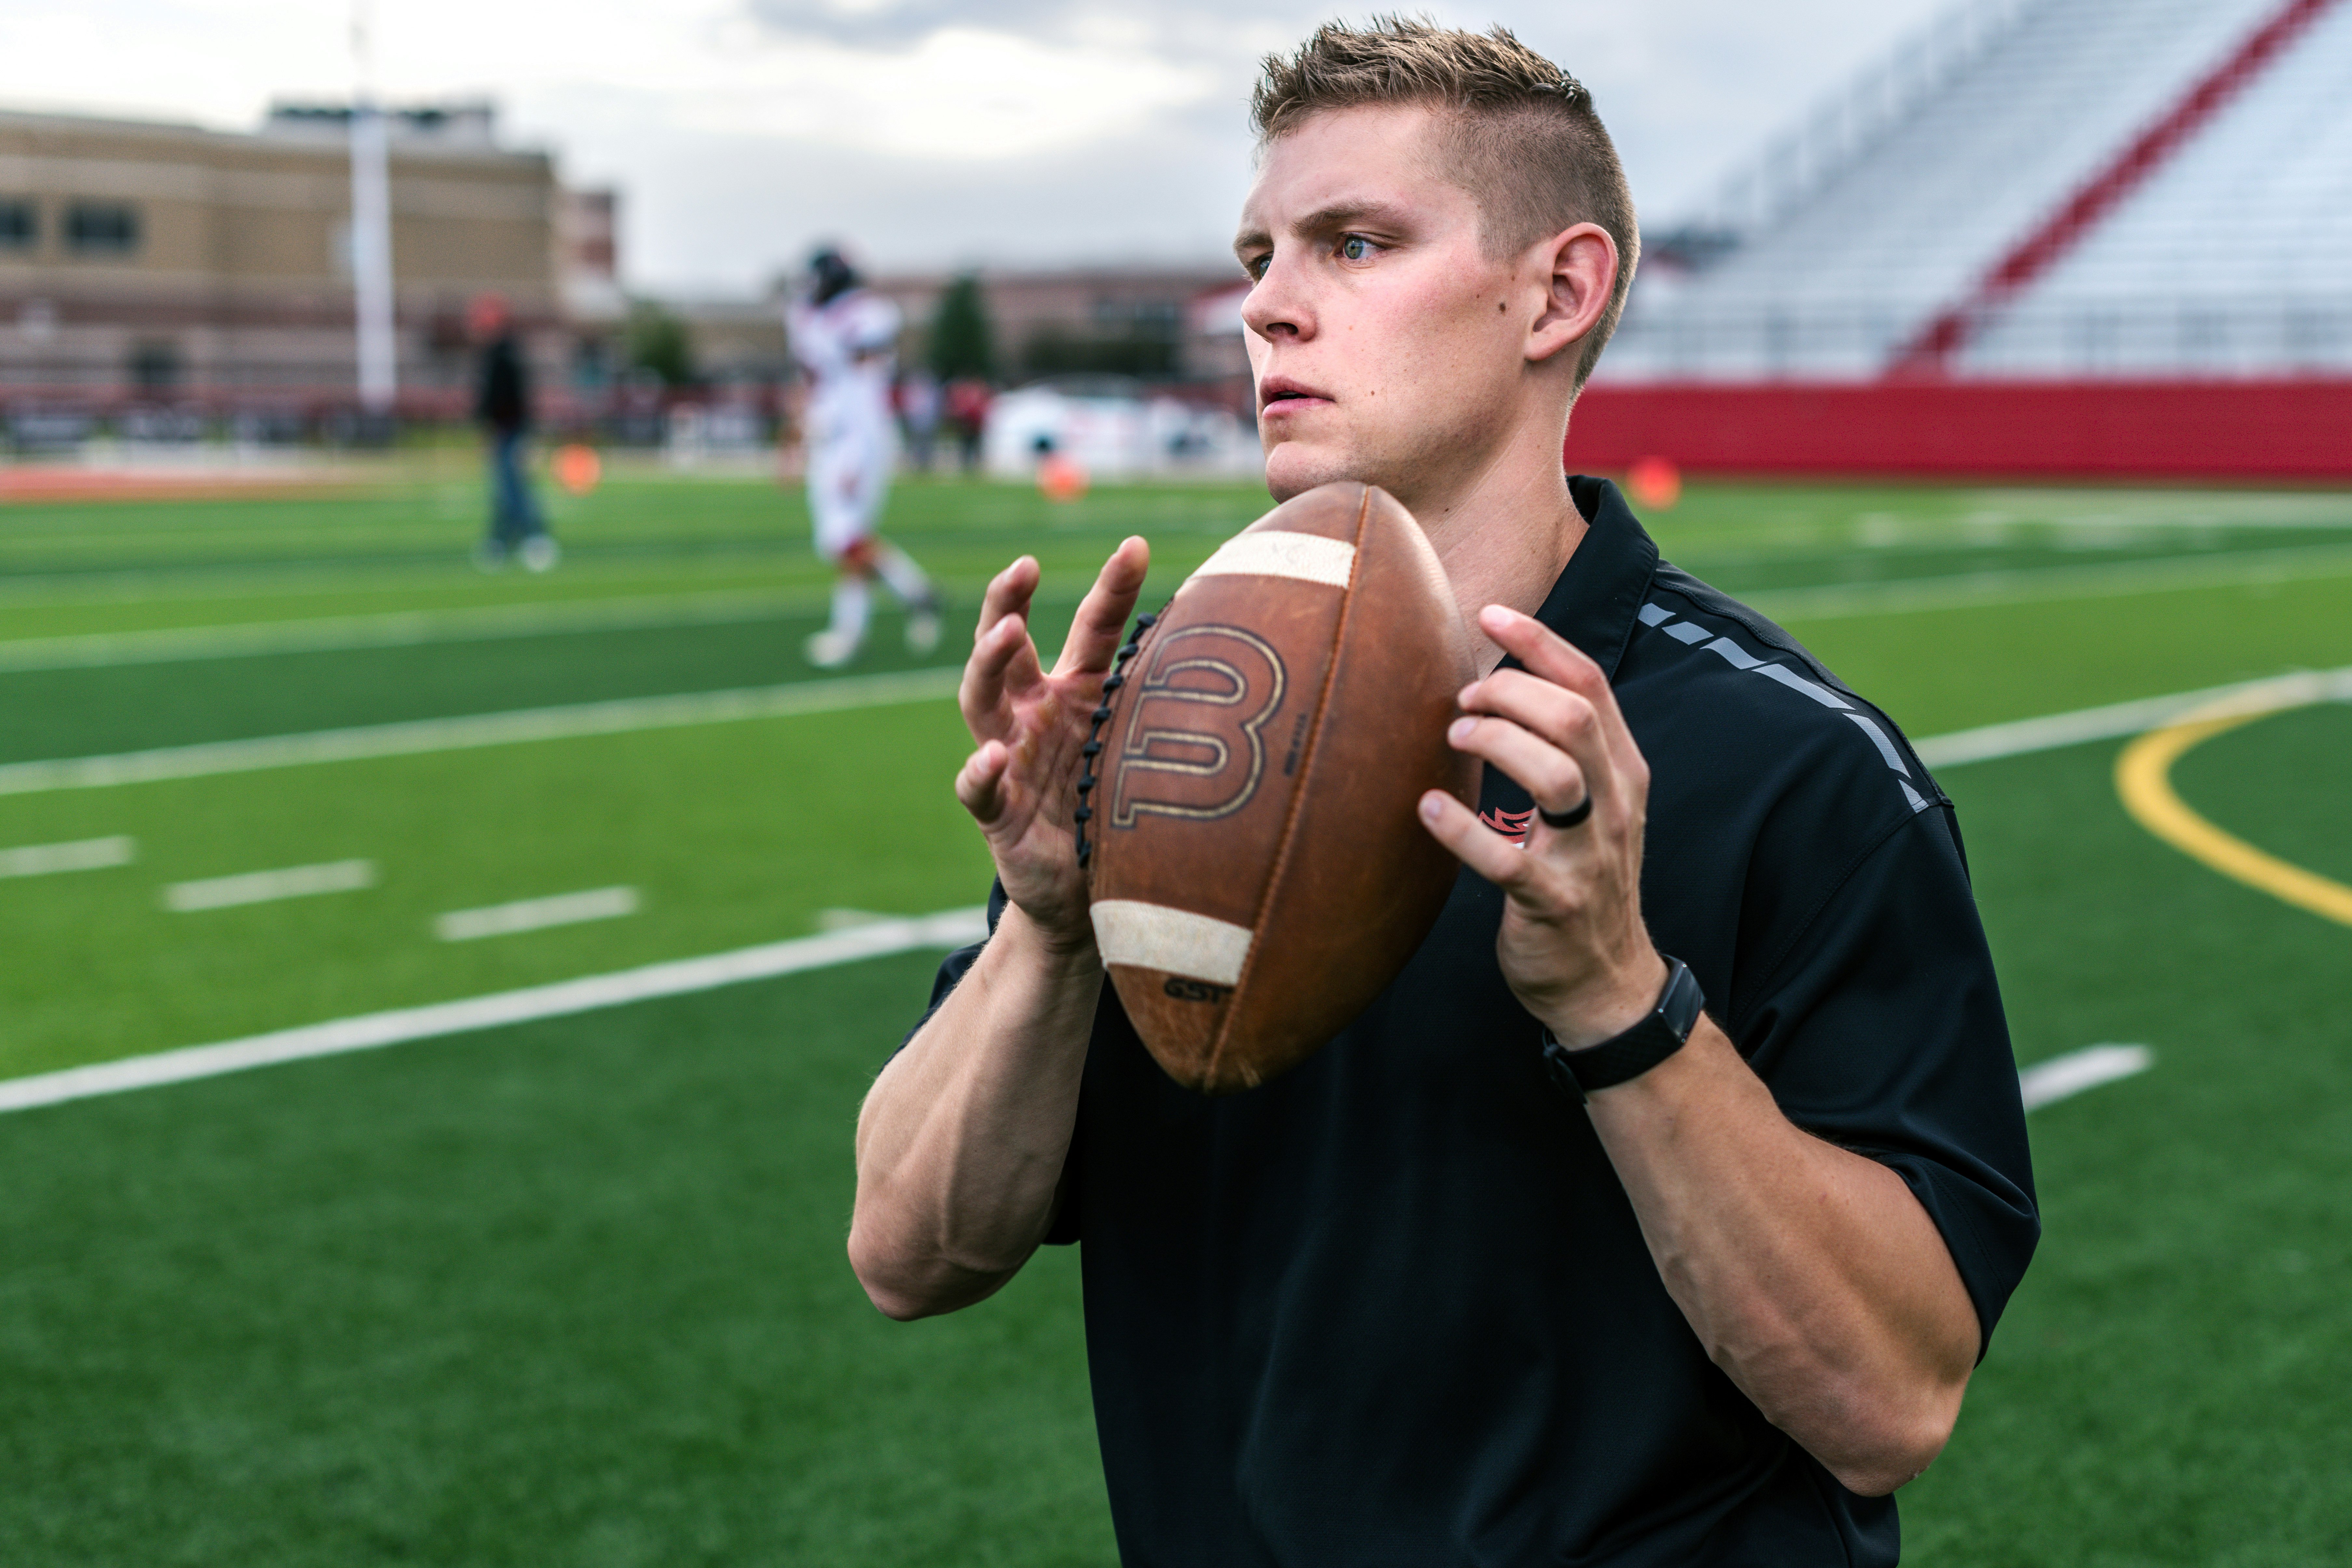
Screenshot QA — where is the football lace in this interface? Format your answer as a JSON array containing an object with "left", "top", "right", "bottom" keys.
[{"left": 1073, "top": 604, "right": 1165, "bottom": 876}]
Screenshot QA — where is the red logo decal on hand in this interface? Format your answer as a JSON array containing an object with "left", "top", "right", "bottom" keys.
[{"left": 1479, "top": 805, "right": 1536, "bottom": 845}]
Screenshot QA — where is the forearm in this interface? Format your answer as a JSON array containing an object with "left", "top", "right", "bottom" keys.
[
  {"left": 1425, "top": 608, "right": 1981, "bottom": 1491},
  {"left": 849, "top": 905, "right": 1103, "bottom": 1319},
  {"left": 1586, "top": 1021, "right": 1979, "bottom": 1495}
]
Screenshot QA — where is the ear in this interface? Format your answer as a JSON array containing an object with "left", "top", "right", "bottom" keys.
[{"left": 1525, "top": 222, "right": 1618, "bottom": 367}]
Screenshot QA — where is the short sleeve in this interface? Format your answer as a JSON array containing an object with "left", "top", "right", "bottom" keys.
[{"left": 1733, "top": 806, "right": 2040, "bottom": 1357}]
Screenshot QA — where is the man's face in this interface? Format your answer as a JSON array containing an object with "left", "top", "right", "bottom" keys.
[{"left": 1234, "top": 105, "right": 1530, "bottom": 509}]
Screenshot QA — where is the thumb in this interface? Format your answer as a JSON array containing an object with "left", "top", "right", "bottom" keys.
[{"left": 954, "top": 740, "right": 1012, "bottom": 828}]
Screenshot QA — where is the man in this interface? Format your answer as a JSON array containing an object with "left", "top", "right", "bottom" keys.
[
  {"left": 851, "top": 21, "right": 2036, "bottom": 1565},
  {"left": 471, "top": 293, "right": 556, "bottom": 572},
  {"left": 943, "top": 375, "right": 991, "bottom": 476},
  {"left": 899, "top": 364, "right": 944, "bottom": 472},
  {"left": 787, "top": 247, "right": 942, "bottom": 668}
]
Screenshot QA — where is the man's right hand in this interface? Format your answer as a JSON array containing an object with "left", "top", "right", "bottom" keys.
[
  {"left": 953, "top": 537, "right": 1152, "bottom": 951},
  {"left": 854, "top": 537, "right": 1149, "bottom": 1319}
]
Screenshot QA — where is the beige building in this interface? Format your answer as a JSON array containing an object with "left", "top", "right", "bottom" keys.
[
  {"left": 0, "top": 103, "right": 575, "bottom": 425},
  {"left": 867, "top": 267, "right": 1250, "bottom": 392},
  {"left": 0, "top": 101, "right": 1265, "bottom": 438}
]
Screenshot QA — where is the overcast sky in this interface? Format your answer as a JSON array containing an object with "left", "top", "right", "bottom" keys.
[{"left": 0, "top": 0, "right": 1952, "bottom": 295}]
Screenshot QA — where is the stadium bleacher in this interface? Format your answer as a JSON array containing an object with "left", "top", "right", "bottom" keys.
[
  {"left": 1963, "top": 0, "right": 2352, "bottom": 375},
  {"left": 1604, "top": 0, "right": 2349, "bottom": 383}
]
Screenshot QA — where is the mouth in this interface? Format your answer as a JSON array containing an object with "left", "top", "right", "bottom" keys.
[{"left": 1258, "top": 376, "right": 1330, "bottom": 413}]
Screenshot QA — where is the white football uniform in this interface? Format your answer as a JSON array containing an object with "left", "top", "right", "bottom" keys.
[{"left": 788, "top": 288, "right": 903, "bottom": 559}]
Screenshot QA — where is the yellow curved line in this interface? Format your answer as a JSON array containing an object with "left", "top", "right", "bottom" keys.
[{"left": 2116, "top": 701, "right": 2352, "bottom": 928}]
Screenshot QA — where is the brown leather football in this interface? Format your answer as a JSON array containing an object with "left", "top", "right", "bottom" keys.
[{"left": 1077, "top": 481, "right": 1479, "bottom": 1094}]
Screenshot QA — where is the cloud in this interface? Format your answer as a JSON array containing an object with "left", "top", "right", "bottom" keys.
[
  {"left": 745, "top": 0, "right": 1322, "bottom": 55},
  {"left": 654, "top": 26, "right": 1214, "bottom": 161},
  {"left": 530, "top": 81, "right": 1255, "bottom": 291},
  {"left": 744, "top": 0, "right": 1089, "bottom": 49},
  {"left": 0, "top": 0, "right": 1956, "bottom": 291}
]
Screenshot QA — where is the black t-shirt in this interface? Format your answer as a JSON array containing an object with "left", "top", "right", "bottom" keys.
[
  {"left": 911, "top": 477, "right": 2038, "bottom": 1566},
  {"left": 476, "top": 334, "right": 529, "bottom": 433}
]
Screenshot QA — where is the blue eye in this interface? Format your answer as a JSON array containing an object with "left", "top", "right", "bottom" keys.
[{"left": 1339, "top": 235, "right": 1374, "bottom": 262}]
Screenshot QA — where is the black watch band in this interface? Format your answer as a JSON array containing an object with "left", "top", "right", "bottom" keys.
[{"left": 1540, "top": 956, "right": 1705, "bottom": 1101}]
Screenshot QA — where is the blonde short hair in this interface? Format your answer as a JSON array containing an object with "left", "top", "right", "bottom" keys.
[{"left": 1252, "top": 17, "right": 1639, "bottom": 392}]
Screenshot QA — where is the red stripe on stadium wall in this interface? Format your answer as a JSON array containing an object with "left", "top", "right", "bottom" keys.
[
  {"left": 1567, "top": 380, "right": 2352, "bottom": 481},
  {"left": 1893, "top": 0, "right": 2344, "bottom": 375}
]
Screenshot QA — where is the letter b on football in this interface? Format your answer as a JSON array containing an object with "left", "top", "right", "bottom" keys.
[
  {"left": 1084, "top": 483, "right": 1478, "bottom": 1093},
  {"left": 1111, "top": 625, "right": 1286, "bottom": 828}
]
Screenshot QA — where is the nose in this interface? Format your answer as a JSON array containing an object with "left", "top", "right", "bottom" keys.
[{"left": 1241, "top": 251, "right": 1310, "bottom": 344}]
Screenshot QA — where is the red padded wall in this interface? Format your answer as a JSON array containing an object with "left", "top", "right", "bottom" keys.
[{"left": 1568, "top": 380, "right": 2352, "bottom": 481}]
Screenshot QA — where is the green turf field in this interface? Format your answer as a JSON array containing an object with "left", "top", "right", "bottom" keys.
[{"left": 2, "top": 466, "right": 2347, "bottom": 1562}]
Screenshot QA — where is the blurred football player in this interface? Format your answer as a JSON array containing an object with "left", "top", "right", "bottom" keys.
[{"left": 787, "top": 247, "right": 941, "bottom": 668}]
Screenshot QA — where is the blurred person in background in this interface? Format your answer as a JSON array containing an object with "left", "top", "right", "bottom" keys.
[
  {"left": 472, "top": 293, "right": 557, "bottom": 573},
  {"left": 944, "top": 376, "right": 992, "bottom": 476},
  {"left": 899, "top": 366, "right": 944, "bottom": 472},
  {"left": 788, "top": 246, "right": 942, "bottom": 669}
]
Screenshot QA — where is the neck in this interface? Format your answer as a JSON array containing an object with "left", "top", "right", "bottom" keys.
[{"left": 1408, "top": 412, "right": 1589, "bottom": 672}]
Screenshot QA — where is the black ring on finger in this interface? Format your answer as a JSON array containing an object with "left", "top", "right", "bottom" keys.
[{"left": 1538, "top": 795, "right": 1593, "bottom": 830}]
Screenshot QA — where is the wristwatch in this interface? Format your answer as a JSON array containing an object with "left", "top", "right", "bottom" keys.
[{"left": 1540, "top": 956, "right": 1706, "bottom": 1101}]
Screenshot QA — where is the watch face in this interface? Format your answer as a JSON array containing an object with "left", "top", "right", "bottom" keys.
[
  {"left": 1544, "top": 959, "right": 1704, "bottom": 1099},
  {"left": 1658, "top": 958, "right": 1705, "bottom": 1044}
]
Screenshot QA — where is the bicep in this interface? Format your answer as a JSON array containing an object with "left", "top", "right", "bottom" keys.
[{"left": 1737, "top": 810, "right": 2040, "bottom": 1356}]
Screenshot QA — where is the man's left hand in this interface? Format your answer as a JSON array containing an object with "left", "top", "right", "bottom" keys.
[
  {"left": 1423, "top": 606, "right": 1981, "bottom": 1496},
  {"left": 1417, "top": 604, "right": 1667, "bottom": 1048}
]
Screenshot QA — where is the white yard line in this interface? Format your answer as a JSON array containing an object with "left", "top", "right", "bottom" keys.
[
  {"left": 2, "top": 658, "right": 2318, "bottom": 800},
  {"left": 162, "top": 859, "right": 376, "bottom": 912},
  {"left": 0, "top": 907, "right": 990, "bottom": 1115},
  {"left": 0, "top": 834, "right": 135, "bottom": 877},
  {"left": 436, "top": 886, "right": 639, "bottom": 941},
  {"left": 1916, "top": 664, "right": 2352, "bottom": 769},
  {"left": 4, "top": 544, "right": 2343, "bottom": 671},
  {"left": 0, "top": 589, "right": 811, "bottom": 672},
  {"left": 0, "top": 910, "right": 2166, "bottom": 1120},
  {"left": 1960, "top": 489, "right": 2352, "bottom": 528},
  {"left": 816, "top": 907, "right": 896, "bottom": 931},
  {"left": 1751, "top": 541, "right": 2352, "bottom": 623},
  {"left": 2020, "top": 1044, "right": 2154, "bottom": 1112},
  {"left": 0, "top": 666, "right": 963, "bottom": 796}
]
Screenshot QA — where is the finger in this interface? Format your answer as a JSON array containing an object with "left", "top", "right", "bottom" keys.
[
  {"left": 1459, "top": 670, "right": 1595, "bottom": 754},
  {"left": 1051, "top": 536, "right": 1152, "bottom": 678},
  {"left": 1446, "top": 714, "right": 1589, "bottom": 819},
  {"left": 960, "top": 611, "right": 1042, "bottom": 736},
  {"left": 1477, "top": 606, "right": 1643, "bottom": 774},
  {"left": 1417, "top": 789, "right": 1538, "bottom": 889},
  {"left": 954, "top": 740, "right": 1011, "bottom": 826},
  {"left": 1458, "top": 671, "right": 1615, "bottom": 816},
  {"left": 975, "top": 556, "right": 1042, "bottom": 647}
]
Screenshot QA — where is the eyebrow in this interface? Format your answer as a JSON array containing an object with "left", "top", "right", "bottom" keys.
[
  {"left": 1295, "top": 199, "right": 1416, "bottom": 236},
  {"left": 1232, "top": 198, "right": 1419, "bottom": 262}
]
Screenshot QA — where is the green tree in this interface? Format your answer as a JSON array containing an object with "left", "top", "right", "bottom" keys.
[
  {"left": 929, "top": 274, "right": 995, "bottom": 381},
  {"left": 624, "top": 300, "right": 696, "bottom": 389},
  {"left": 1021, "top": 325, "right": 1178, "bottom": 380}
]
